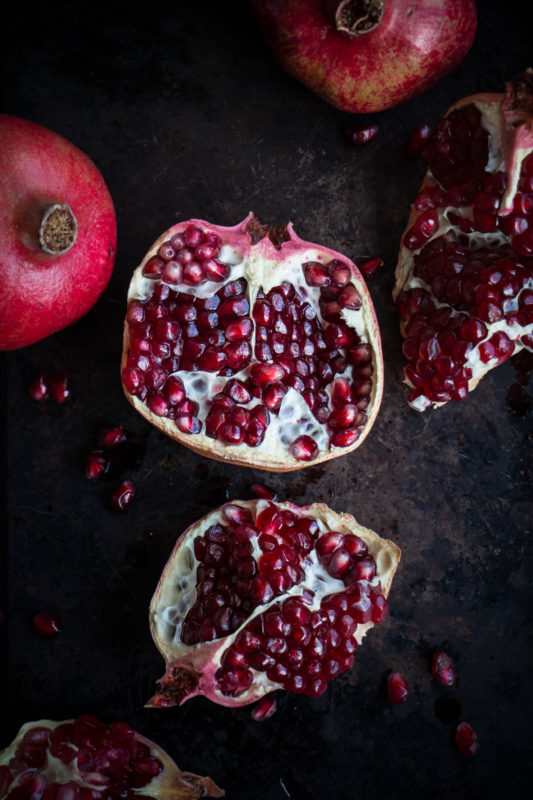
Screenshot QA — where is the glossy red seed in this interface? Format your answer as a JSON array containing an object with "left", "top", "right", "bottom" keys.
[
  {"left": 431, "top": 651, "right": 456, "bottom": 686},
  {"left": 455, "top": 722, "right": 480, "bottom": 756},
  {"left": 28, "top": 373, "right": 50, "bottom": 401},
  {"left": 110, "top": 480, "right": 135, "bottom": 512},
  {"left": 289, "top": 435, "right": 318, "bottom": 461},
  {"left": 48, "top": 373, "right": 71, "bottom": 403},
  {"left": 85, "top": 450, "right": 109, "bottom": 479},
  {"left": 33, "top": 612, "right": 62, "bottom": 637},
  {"left": 359, "top": 257, "right": 383, "bottom": 280},
  {"left": 387, "top": 672, "right": 409, "bottom": 705},
  {"left": 345, "top": 123, "right": 378, "bottom": 146},
  {"left": 251, "top": 695, "right": 278, "bottom": 721}
]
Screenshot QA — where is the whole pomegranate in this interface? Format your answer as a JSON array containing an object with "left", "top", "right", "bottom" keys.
[
  {"left": 251, "top": 0, "right": 477, "bottom": 113},
  {"left": 147, "top": 499, "right": 400, "bottom": 708},
  {"left": 121, "top": 214, "right": 383, "bottom": 471},
  {"left": 0, "top": 115, "right": 116, "bottom": 350},
  {"left": 394, "top": 70, "right": 533, "bottom": 410},
  {"left": 0, "top": 714, "right": 223, "bottom": 799}
]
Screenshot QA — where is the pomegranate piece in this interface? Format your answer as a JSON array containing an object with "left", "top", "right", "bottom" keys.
[
  {"left": 251, "top": 1, "right": 476, "bottom": 114},
  {"left": 122, "top": 213, "right": 383, "bottom": 471},
  {"left": 147, "top": 499, "right": 400, "bottom": 709},
  {"left": 0, "top": 715, "right": 224, "bottom": 798},
  {"left": 432, "top": 651, "right": 456, "bottom": 686},
  {"left": 394, "top": 71, "right": 533, "bottom": 411},
  {"left": 455, "top": 721, "right": 480, "bottom": 756},
  {"left": 386, "top": 672, "right": 409, "bottom": 705},
  {"left": 33, "top": 613, "right": 62, "bottom": 637},
  {"left": 0, "top": 115, "right": 116, "bottom": 351},
  {"left": 110, "top": 480, "right": 135, "bottom": 512}
]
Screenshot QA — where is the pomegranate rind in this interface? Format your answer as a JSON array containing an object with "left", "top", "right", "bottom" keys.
[
  {"left": 0, "top": 719, "right": 224, "bottom": 799},
  {"left": 148, "top": 500, "right": 400, "bottom": 708},
  {"left": 394, "top": 81, "right": 533, "bottom": 410},
  {"left": 122, "top": 214, "right": 383, "bottom": 471}
]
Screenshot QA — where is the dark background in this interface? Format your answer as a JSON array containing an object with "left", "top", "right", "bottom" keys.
[{"left": 1, "top": 1, "right": 532, "bottom": 798}]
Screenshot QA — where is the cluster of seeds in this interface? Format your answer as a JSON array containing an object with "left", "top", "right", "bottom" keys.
[
  {"left": 123, "top": 225, "right": 376, "bottom": 457},
  {"left": 0, "top": 715, "right": 163, "bottom": 800},
  {"left": 397, "top": 104, "right": 533, "bottom": 406}
]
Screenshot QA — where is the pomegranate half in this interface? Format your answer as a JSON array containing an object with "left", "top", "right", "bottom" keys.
[
  {"left": 0, "top": 714, "right": 223, "bottom": 799},
  {"left": 251, "top": 0, "right": 477, "bottom": 113},
  {"left": 394, "top": 70, "right": 533, "bottom": 410},
  {"left": 148, "top": 499, "right": 400, "bottom": 708},
  {"left": 0, "top": 115, "right": 116, "bottom": 350},
  {"left": 121, "top": 214, "right": 383, "bottom": 470}
]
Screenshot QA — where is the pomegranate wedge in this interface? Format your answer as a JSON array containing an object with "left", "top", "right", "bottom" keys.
[
  {"left": 148, "top": 500, "right": 400, "bottom": 708},
  {"left": 0, "top": 715, "right": 224, "bottom": 799},
  {"left": 122, "top": 214, "right": 383, "bottom": 470},
  {"left": 394, "top": 70, "right": 533, "bottom": 410}
]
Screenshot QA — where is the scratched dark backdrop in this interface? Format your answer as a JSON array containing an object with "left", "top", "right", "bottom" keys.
[{"left": 1, "top": 1, "right": 532, "bottom": 798}]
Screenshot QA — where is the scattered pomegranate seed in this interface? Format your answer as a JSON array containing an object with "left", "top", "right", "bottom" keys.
[
  {"left": 387, "top": 672, "right": 409, "bottom": 705},
  {"left": 359, "top": 257, "right": 384, "bottom": 280},
  {"left": 85, "top": 450, "right": 109, "bottom": 479},
  {"left": 27, "top": 373, "right": 49, "bottom": 401},
  {"left": 110, "top": 481, "right": 135, "bottom": 512},
  {"left": 47, "top": 373, "right": 71, "bottom": 404},
  {"left": 33, "top": 613, "right": 62, "bottom": 637},
  {"left": 98, "top": 426, "right": 127, "bottom": 448},
  {"left": 345, "top": 123, "right": 379, "bottom": 146},
  {"left": 251, "top": 695, "right": 278, "bottom": 721},
  {"left": 250, "top": 483, "right": 278, "bottom": 500},
  {"left": 432, "top": 651, "right": 456, "bottom": 686},
  {"left": 455, "top": 721, "right": 480, "bottom": 756},
  {"left": 405, "top": 123, "right": 432, "bottom": 156}
]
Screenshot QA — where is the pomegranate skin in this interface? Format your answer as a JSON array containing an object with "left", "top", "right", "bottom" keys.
[
  {"left": 251, "top": 0, "right": 477, "bottom": 113},
  {"left": 0, "top": 115, "right": 117, "bottom": 350}
]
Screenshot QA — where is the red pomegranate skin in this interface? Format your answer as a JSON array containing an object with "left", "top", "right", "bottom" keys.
[
  {"left": 0, "top": 115, "right": 117, "bottom": 350},
  {"left": 251, "top": 0, "right": 477, "bottom": 113}
]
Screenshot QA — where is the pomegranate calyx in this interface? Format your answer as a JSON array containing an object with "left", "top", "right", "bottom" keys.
[
  {"left": 39, "top": 202, "right": 78, "bottom": 254},
  {"left": 245, "top": 215, "right": 290, "bottom": 249},
  {"left": 333, "top": 0, "right": 384, "bottom": 37},
  {"left": 146, "top": 663, "right": 201, "bottom": 708}
]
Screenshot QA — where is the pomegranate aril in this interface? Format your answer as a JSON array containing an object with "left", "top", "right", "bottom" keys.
[
  {"left": 289, "top": 435, "right": 318, "bottom": 461},
  {"left": 359, "top": 257, "right": 383, "bottom": 280},
  {"left": 455, "top": 722, "right": 479, "bottom": 756},
  {"left": 387, "top": 672, "right": 409, "bottom": 704},
  {"left": 251, "top": 695, "right": 277, "bottom": 721},
  {"left": 345, "top": 123, "right": 378, "bottom": 146},
  {"left": 33, "top": 613, "right": 62, "bottom": 637},
  {"left": 303, "top": 261, "right": 331, "bottom": 287},
  {"left": 432, "top": 651, "right": 456, "bottom": 685},
  {"left": 48, "top": 373, "right": 71, "bottom": 404},
  {"left": 28, "top": 373, "right": 49, "bottom": 401},
  {"left": 110, "top": 480, "right": 135, "bottom": 511},
  {"left": 85, "top": 450, "right": 109, "bottom": 479}
]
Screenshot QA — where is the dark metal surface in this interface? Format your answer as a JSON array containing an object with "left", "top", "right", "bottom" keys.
[{"left": 1, "top": 2, "right": 532, "bottom": 798}]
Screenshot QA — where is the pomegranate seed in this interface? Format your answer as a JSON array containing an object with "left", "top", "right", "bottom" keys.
[
  {"left": 98, "top": 426, "right": 126, "bottom": 449},
  {"left": 303, "top": 261, "right": 331, "bottom": 287},
  {"left": 289, "top": 435, "right": 318, "bottom": 461},
  {"left": 251, "top": 695, "right": 278, "bottom": 721},
  {"left": 250, "top": 482, "right": 278, "bottom": 500},
  {"left": 110, "top": 480, "right": 135, "bottom": 512},
  {"left": 406, "top": 123, "right": 432, "bottom": 156},
  {"left": 48, "top": 373, "right": 71, "bottom": 403},
  {"left": 28, "top": 373, "right": 49, "bottom": 401},
  {"left": 85, "top": 450, "right": 109, "bottom": 479},
  {"left": 337, "top": 283, "right": 362, "bottom": 309},
  {"left": 387, "top": 672, "right": 409, "bottom": 704},
  {"left": 455, "top": 722, "right": 479, "bottom": 756},
  {"left": 359, "top": 257, "right": 383, "bottom": 280},
  {"left": 345, "top": 123, "right": 378, "bottom": 146},
  {"left": 33, "top": 612, "right": 62, "bottom": 637},
  {"left": 432, "top": 651, "right": 456, "bottom": 686}
]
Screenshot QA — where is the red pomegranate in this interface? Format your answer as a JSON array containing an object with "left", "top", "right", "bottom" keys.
[
  {"left": 394, "top": 70, "right": 533, "bottom": 410},
  {"left": 0, "top": 115, "right": 116, "bottom": 350},
  {"left": 147, "top": 499, "right": 400, "bottom": 708},
  {"left": 251, "top": 0, "right": 477, "bottom": 113},
  {"left": 0, "top": 714, "right": 223, "bottom": 799},
  {"left": 121, "top": 214, "right": 383, "bottom": 471}
]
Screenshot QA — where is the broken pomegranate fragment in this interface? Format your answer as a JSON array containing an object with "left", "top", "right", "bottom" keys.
[
  {"left": 0, "top": 714, "right": 224, "bottom": 798},
  {"left": 122, "top": 214, "right": 383, "bottom": 470},
  {"left": 394, "top": 70, "right": 533, "bottom": 410},
  {"left": 147, "top": 499, "right": 400, "bottom": 709}
]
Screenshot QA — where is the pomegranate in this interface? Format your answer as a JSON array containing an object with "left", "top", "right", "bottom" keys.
[
  {"left": 0, "top": 115, "right": 116, "bottom": 350},
  {"left": 147, "top": 499, "right": 400, "bottom": 708},
  {"left": 0, "top": 714, "right": 224, "bottom": 798},
  {"left": 251, "top": 0, "right": 477, "bottom": 113},
  {"left": 394, "top": 70, "right": 533, "bottom": 410},
  {"left": 121, "top": 214, "right": 383, "bottom": 470}
]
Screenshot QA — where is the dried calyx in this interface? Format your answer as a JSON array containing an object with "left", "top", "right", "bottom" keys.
[
  {"left": 394, "top": 70, "right": 533, "bottom": 410},
  {"left": 122, "top": 213, "right": 383, "bottom": 470},
  {"left": 148, "top": 500, "right": 400, "bottom": 708}
]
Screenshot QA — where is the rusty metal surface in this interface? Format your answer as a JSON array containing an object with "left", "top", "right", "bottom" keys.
[{"left": 1, "top": 1, "right": 532, "bottom": 798}]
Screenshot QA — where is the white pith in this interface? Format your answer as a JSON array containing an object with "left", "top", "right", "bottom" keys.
[
  {"left": 0, "top": 720, "right": 222, "bottom": 800},
  {"left": 149, "top": 500, "right": 401, "bottom": 707},
  {"left": 394, "top": 95, "right": 533, "bottom": 411},
  {"left": 123, "top": 215, "right": 383, "bottom": 470}
]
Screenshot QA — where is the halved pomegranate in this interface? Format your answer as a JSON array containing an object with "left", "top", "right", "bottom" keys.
[
  {"left": 147, "top": 499, "right": 400, "bottom": 708},
  {"left": 121, "top": 215, "right": 383, "bottom": 470},
  {"left": 394, "top": 70, "right": 533, "bottom": 410},
  {"left": 0, "top": 714, "right": 223, "bottom": 799}
]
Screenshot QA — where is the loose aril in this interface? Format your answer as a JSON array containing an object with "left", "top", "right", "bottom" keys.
[
  {"left": 0, "top": 715, "right": 223, "bottom": 798},
  {"left": 432, "top": 651, "right": 456, "bottom": 686},
  {"left": 386, "top": 672, "right": 409, "bottom": 705},
  {"left": 147, "top": 499, "right": 400, "bottom": 709},
  {"left": 455, "top": 721, "right": 480, "bottom": 756},
  {"left": 394, "top": 71, "right": 533, "bottom": 411},
  {"left": 122, "top": 214, "right": 383, "bottom": 470},
  {"left": 33, "top": 613, "right": 62, "bottom": 637}
]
